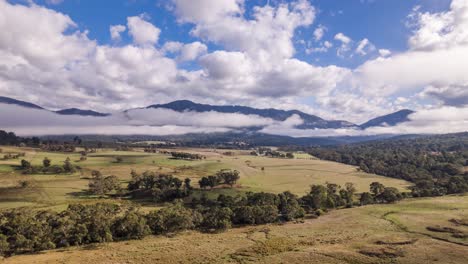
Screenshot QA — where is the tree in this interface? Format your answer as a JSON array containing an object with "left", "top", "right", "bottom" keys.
[
  {"left": 20, "top": 159, "right": 31, "bottom": 169},
  {"left": 200, "top": 207, "right": 233, "bottom": 231},
  {"left": 341, "top": 182, "right": 356, "bottom": 207},
  {"left": 63, "top": 157, "right": 75, "bottom": 173},
  {"left": 303, "top": 185, "right": 328, "bottom": 210},
  {"left": 146, "top": 202, "right": 201, "bottom": 235},
  {"left": 359, "top": 192, "right": 374, "bottom": 205},
  {"left": 207, "top": 175, "right": 219, "bottom": 189},
  {"left": 370, "top": 182, "right": 385, "bottom": 196},
  {"left": 43, "top": 157, "right": 51, "bottom": 168},
  {"left": 278, "top": 191, "right": 304, "bottom": 221},
  {"left": 112, "top": 210, "right": 150, "bottom": 240},
  {"left": 447, "top": 176, "right": 468, "bottom": 194},
  {"left": 216, "top": 170, "right": 240, "bottom": 187},
  {"left": 199, "top": 177, "right": 210, "bottom": 190},
  {"left": 377, "top": 187, "right": 402, "bottom": 203},
  {"left": 233, "top": 205, "right": 277, "bottom": 225},
  {"left": 88, "top": 171, "right": 120, "bottom": 196}
]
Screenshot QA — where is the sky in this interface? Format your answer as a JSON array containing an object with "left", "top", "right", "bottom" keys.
[{"left": 0, "top": 0, "right": 467, "bottom": 129}]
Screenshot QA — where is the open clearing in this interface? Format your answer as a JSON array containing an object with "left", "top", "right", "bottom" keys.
[
  {"left": 0, "top": 146, "right": 411, "bottom": 210},
  {"left": 3, "top": 195, "right": 467, "bottom": 264}
]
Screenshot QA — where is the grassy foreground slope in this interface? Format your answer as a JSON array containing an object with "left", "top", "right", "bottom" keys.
[
  {"left": 3, "top": 195, "right": 467, "bottom": 264},
  {"left": 0, "top": 146, "right": 411, "bottom": 210}
]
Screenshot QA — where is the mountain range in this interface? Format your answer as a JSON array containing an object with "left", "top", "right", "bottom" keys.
[{"left": 0, "top": 96, "right": 414, "bottom": 130}]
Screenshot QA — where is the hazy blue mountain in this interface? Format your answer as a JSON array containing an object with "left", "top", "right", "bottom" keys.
[
  {"left": 1, "top": 96, "right": 416, "bottom": 134},
  {"left": 148, "top": 100, "right": 357, "bottom": 129},
  {"left": 55, "top": 108, "right": 110, "bottom": 117},
  {"left": 360, "top": 109, "right": 415, "bottom": 129},
  {"left": 0, "top": 96, "right": 44, "bottom": 109}
]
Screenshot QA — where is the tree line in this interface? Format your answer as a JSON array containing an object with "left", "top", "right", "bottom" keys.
[
  {"left": 19, "top": 157, "right": 76, "bottom": 174},
  {"left": 170, "top": 152, "right": 205, "bottom": 160},
  {"left": 199, "top": 170, "right": 240, "bottom": 189},
  {"left": 0, "top": 179, "right": 403, "bottom": 257},
  {"left": 308, "top": 133, "right": 468, "bottom": 197}
]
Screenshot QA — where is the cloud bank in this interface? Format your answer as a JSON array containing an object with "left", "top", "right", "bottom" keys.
[{"left": 1, "top": 104, "right": 466, "bottom": 137}]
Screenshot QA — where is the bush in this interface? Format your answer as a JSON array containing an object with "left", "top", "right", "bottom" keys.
[
  {"left": 112, "top": 210, "right": 150, "bottom": 240},
  {"left": 146, "top": 202, "right": 201, "bottom": 235},
  {"left": 200, "top": 207, "right": 233, "bottom": 231}
]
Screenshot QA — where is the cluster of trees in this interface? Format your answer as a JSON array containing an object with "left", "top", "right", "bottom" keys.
[
  {"left": 0, "top": 203, "right": 149, "bottom": 256},
  {"left": 144, "top": 147, "right": 158, "bottom": 153},
  {"left": 359, "top": 182, "right": 404, "bottom": 205},
  {"left": 170, "top": 152, "right": 205, "bottom": 160},
  {"left": 264, "top": 151, "right": 294, "bottom": 159},
  {"left": 301, "top": 182, "right": 356, "bottom": 211},
  {"left": 300, "top": 182, "right": 403, "bottom": 213},
  {"left": 88, "top": 171, "right": 121, "bottom": 196},
  {"left": 40, "top": 144, "right": 76, "bottom": 153},
  {"left": 309, "top": 133, "right": 468, "bottom": 197},
  {"left": 2, "top": 152, "right": 25, "bottom": 160},
  {"left": 0, "top": 130, "right": 20, "bottom": 145},
  {"left": 250, "top": 148, "right": 294, "bottom": 159},
  {"left": 127, "top": 171, "right": 192, "bottom": 202},
  {"left": 198, "top": 170, "right": 240, "bottom": 189},
  {"left": 115, "top": 146, "right": 133, "bottom": 151},
  {"left": 20, "top": 157, "right": 76, "bottom": 174}
]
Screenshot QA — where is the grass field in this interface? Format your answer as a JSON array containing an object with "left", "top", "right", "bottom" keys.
[
  {"left": 3, "top": 195, "right": 467, "bottom": 264},
  {"left": 0, "top": 146, "right": 412, "bottom": 211}
]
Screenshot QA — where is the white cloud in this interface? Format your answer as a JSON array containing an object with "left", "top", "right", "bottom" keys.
[
  {"left": 127, "top": 15, "right": 160, "bottom": 46},
  {"left": 408, "top": 0, "right": 468, "bottom": 51},
  {"left": 261, "top": 107, "right": 468, "bottom": 138},
  {"left": 306, "top": 41, "right": 333, "bottom": 54},
  {"left": 173, "top": 0, "right": 315, "bottom": 61},
  {"left": 179, "top": 41, "right": 208, "bottom": 61},
  {"left": 378, "top": 49, "right": 391, "bottom": 57},
  {"left": 334, "top": 32, "right": 352, "bottom": 57},
  {"left": 420, "top": 84, "right": 468, "bottom": 106},
  {"left": 313, "top": 25, "right": 326, "bottom": 41},
  {"left": 110, "top": 24, "right": 126, "bottom": 41},
  {"left": 355, "top": 38, "right": 375, "bottom": 56},
  {"left": 171, "top": 0, "right": 243, "bottom": 23},
  {"left": 162, "top": 41, "right": 208, "bottom": 61},
  {"left": 334, "top": 32, "right": 351, "bottom": 44}
]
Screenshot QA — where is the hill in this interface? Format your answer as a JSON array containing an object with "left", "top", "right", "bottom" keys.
[
  {"left": 360, "top": 109, "right": 415, "bottom": 129},
  {"left": 55, "top": 108, "right": 110, "bottom": 117},
  {"left": 148, "top": 100, "right": 357, "bottom": 129}
]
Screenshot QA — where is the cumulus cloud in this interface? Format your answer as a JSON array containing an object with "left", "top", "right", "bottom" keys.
[
  {"left": 334, "top": 32, "right": 352, "bottom": 57},
  {"left": 172, "top": 0, "right": 315, "bottom": 61},
  {"left": 355, "top": 38, "right": 375, "bottom": 56},
  {"left": 127, "top": 15, "right": 160, "bottom": 46},
  {"left": 313, "top": 25, "right": 326, "bottom": 41},
  {"left": 306, "top": 41, "right": 333, "bottom": 54},
  {"left": 378, "top": 49, "right": 391, "bottom": 57},
  {"left": 354, "top": 0, "right": 468, "bottom": 104},
  {"left": 161, "top": 41, "right": 207, "bottom": 61},
  {"left": 110, "top": 24, "right": 126, "bottom": 41}
]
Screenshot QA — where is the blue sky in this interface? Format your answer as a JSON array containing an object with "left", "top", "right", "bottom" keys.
[{"left": 1, "top": 0, "right": 466, "bottom": 125}]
